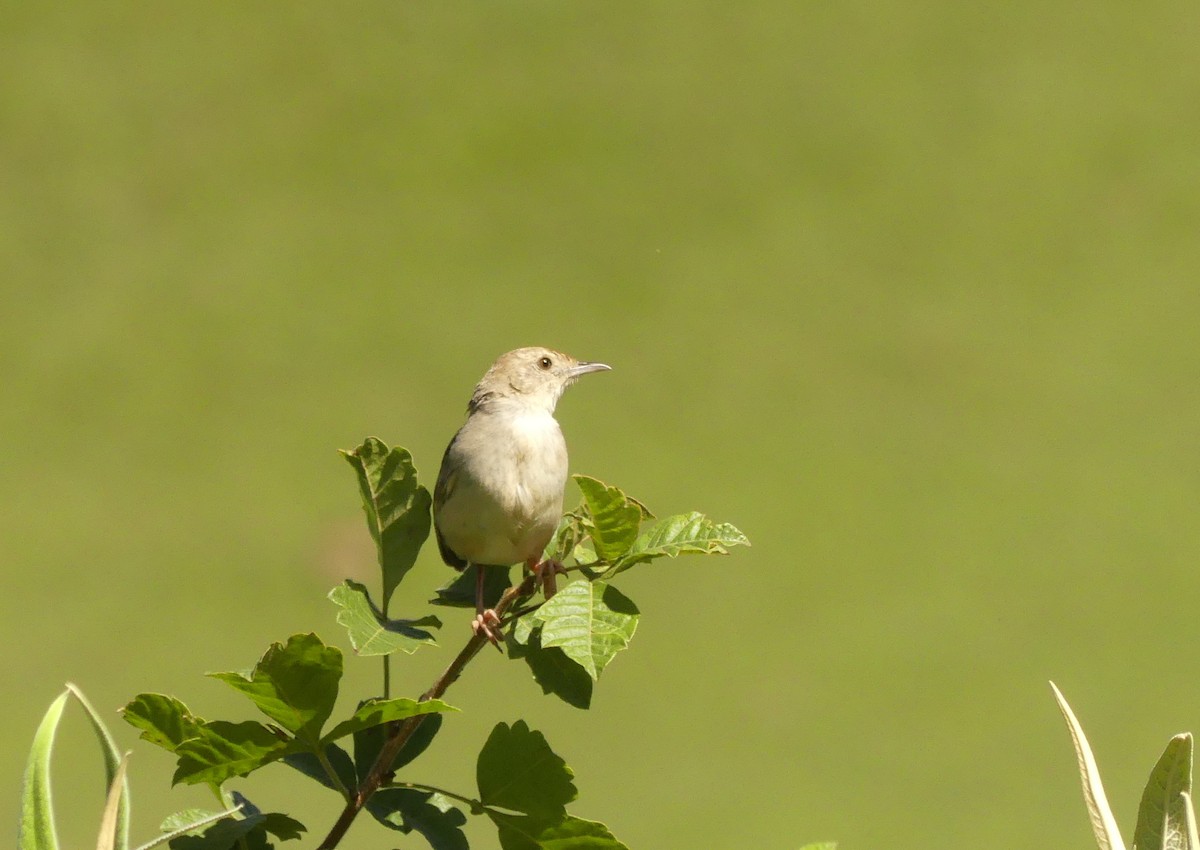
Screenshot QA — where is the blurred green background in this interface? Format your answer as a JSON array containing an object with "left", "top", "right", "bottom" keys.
[{"left": 4, "top": 3, "right": 1199, "bottom": 848}]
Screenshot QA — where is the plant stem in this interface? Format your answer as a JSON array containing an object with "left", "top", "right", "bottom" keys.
[
  {"left": 315, "top": 574, "right": 536, "bottom": 850},
  {"left": 389, "top": 781, "right": 483, "bottom": 813}
]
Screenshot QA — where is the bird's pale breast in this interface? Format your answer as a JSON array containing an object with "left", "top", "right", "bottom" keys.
[{"left": 436, "top": 408, "right": 568, "bottom": 566}]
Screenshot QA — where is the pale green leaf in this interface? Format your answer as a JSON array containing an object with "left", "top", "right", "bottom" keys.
[
  {"left": 605, "top": 511, "right": 750, "bottom": 577},
  {"left": 209, "top": 633, "right": 341, "bottom": 746},
  {"left": 1051, "top": 682, "right": 1126, "bottom": 850},
  {"left": 19, "top": 689, "right": 68, "bottom": 850},
  {"left": 574, "top": 476, "right": 642, "bottom": 561},
  {"left": 1133, "top": 733, "right": 1192, "bottom": 850},
  {"left": 322, "top": 697, "right": 455, "bottom": 744},
  {"left": 342, "top": 438, "right": 432, "bottom": 610},
  {"left": 531, "top": 581, "right": 638, "bottom": 680},
  {"left": 328, "top": 580, "right": 440, "bottom": 656},
  {"left": 95, "top": 754, "right": 130, "bottom": 850},
  {"left": 68, "top": 685, "right": 130, "bottom": 850},
  {"left": 140, "top": 807, "right": 243, "bottom": 850},
  {"left": 477, "top": 721, "right": 576, "bottom": 819}
]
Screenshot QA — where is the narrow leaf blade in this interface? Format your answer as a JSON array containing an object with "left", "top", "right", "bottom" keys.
[
  {"left": 69, "top": 685, "right": 131, "bottom": 850},
  {"left": 19, "top": 689, "right": 69, "bottom": 850},
  {"left": 95, "top": 754, "right": 130, "bottom": 850},
  {"left": 1050, "top": 682, "right": 1126, "bottom": 850}
]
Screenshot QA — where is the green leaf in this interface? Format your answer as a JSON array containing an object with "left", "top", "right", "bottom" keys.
[
  {"left": 477, "top": 721, "right": 576, "bottom": 819},
  {"left": 328, "top": 580, "right": 440, "bottom": 655},
  {"left": 122, "top": 694, "right": 204, "bottom": 753},
  {"left": 61, "top": 686, "right": 131, "bottom": 850},
  {"left": 605, "top": 511, "right": 751, "bottom": 577},
  {"left": 1050, "top": 682, "right": 1125, "bottom": 850},
  {"left": 431, "top": 564, "right": 512, "bottom": 609},
  {"left": 281, "top": 744, "right": 356, "bottom": 793},
  {"left": 353, "top": 712, "right": 443, "bottom": 785},
  {"left": 573, "top": 476, "right": 642, "bottom": 561},
  {"left": 173, "top": 721, "right": 288, "bottom": 786},
  {"left": 1133, "top": 733, "right": 1193, "bottom": 850},
  {"left": 341, "top": 438, "right": 432, "bottom": 610},
  {"left": 366, "top": 789, "right": 468, "bottom": 850},
  {"left": 166, "top": 807, "right": 303, "bottom": 850},
  {"left": 95, "top": 753, "right": 129, "bottom": 850},
  {"left": 530, "top": 581, "right": 639, "bottom": 680},
  {"left": 508, "top": 629, "right": 593, "bottom": 710},
  {"left": 157, "top": 808, "right": 245, "bottom": 844},
  {"left": 209, "top": 634, "right": 342, "bottom": 746},
  {"left": 322, "top": 697, "right": 455, "bottom": 744},
  {"left": 20, "top": 689, "right": 68, "bottom": 850},
  {"left": 488, "top": 812, "right": 630, "bottom": 850}
]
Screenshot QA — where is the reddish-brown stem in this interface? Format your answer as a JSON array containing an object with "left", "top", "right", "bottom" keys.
[{"left": 315, "top": 575, "right": 536, "bottom": 850}]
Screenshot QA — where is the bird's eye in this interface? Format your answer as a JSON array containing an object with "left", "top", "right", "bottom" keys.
[{"left": 538, "top": 356, "right": 553, "bottom": 370}]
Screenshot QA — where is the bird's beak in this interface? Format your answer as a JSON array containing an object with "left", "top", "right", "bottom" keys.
[{"left": 568, "top": 361, "right": 612, "bottom": 378}]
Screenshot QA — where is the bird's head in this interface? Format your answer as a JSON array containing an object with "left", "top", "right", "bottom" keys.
[{"left": 470, "top": 347, "right": 611, "bottom": 414}]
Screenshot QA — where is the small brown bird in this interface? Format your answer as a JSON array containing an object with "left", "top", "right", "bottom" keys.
[{"left": 433, "top": 347, "right": 611, "bottom": 644}]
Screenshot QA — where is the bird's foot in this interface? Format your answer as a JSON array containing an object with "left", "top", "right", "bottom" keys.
[
  {"left": 472, "top": 608, "right": 503, "bottom": 648},
  {"left": 533, "top": 559, "right": 567, "bottom": 599}
]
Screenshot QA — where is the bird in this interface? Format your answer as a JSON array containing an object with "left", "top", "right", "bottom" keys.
[{"left": 433, "top": 347, "right": 611, "bottom": 644}]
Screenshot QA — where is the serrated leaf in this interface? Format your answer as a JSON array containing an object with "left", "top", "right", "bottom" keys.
[
  {"left": 531, "top": 581, "right": 638, "bottom": 680},
  {"left": 173, "top": 721, "right": 287, "bottom": 786},
  {"left": 353, "top": 712, "right": 443, "bottom": 785},
  {"left": 431, "top": 564, "right": 512, "bottom": 609},
  {"left": 121, "top": 694, "right": 203, "bottom": 754},
  {"left": 605, "top": 511, "right": 750, "bottom": 577},
  {"left": 329, "top": 581, "right": 440, "bottom": 656},
  {"left": 488, "top": 812, "right": 630, "bottom": 850},
  {"left": 1134, "top": 733, "right": 1193, "bottom": 850},
  {"left": 574, "top": 477, "right": 643, "bottom": 561},
  {"left": 477, "top": 721, "right": 576, "bottom": 819},
  {"left": 366, "top": 789, "right": 468, "bottom": 850},
  {"left": 1050, "top": 682, "right": 1126, "bottom": 850},
  {"left": 209, "top": 634, "right": 341, "bottom": 746},
  {"left": 20, "top": 689, "right": 68, "bottom": 850},
  {"left": 281, "top": 743, "right": 356, "bottom": 793},
  {"left": 508, "top": 629, "right": 593, "bottom": 710},
  {"left": 322, "top": 697, "right": 455, "bottom": 744},
  {"left": 342, "top": 438, "right": 432, "bottom": 610}
]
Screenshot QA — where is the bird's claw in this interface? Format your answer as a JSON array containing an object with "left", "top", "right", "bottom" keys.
[
  {"left": 472, "top": 608, "right": 503, "bottom": 650},
  {"left": 533, "top": 559, "right": 567, "bottom": 599}
]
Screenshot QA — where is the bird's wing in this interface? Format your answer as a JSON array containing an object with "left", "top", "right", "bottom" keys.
[{"left": 433, "top": 430, "right": 469, "bottom": 570}]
